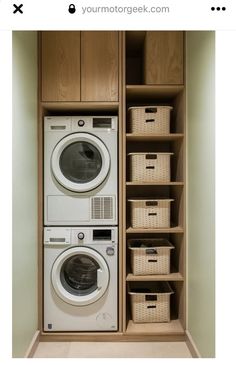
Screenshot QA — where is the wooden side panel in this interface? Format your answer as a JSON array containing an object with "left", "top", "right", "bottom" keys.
[
  {"left": 144, "top": 31, "right": 184, "bottom": 85},
  {"left": 81, "top": 31, "right": 119, "bottom": 101},
  {"left": 41, "top": 31, "right": 81, "bottom": 101}
]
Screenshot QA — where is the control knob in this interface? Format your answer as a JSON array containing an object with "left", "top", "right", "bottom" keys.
[{"left": 77, "top": 232, "right": 85, "bottom": 240}]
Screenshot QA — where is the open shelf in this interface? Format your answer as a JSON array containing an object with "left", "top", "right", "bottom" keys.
[
  {"left": 126, "top": 319, "right": 185, "bottom": 335},
  {"left": 42, "top": 101, "right": 119, "bottom": 113},
  {"left": 126, "top": 272, "right": 184, "bottom": 282},
  {"left": 126, "top": 226, "right": 184, "bottom": 234},
  {"left": 126, "top": 133, "right": 184, "bottom": 141},
  {"left": 126, "top": 85, "right": 184, "bottom": 99},
  {"left": 126, "top": 182, "right": 184, "bottom": 186}
]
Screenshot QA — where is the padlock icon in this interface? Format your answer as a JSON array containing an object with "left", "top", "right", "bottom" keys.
[{"left": 68, "top": 4, "right": 76, "bottom": 14}]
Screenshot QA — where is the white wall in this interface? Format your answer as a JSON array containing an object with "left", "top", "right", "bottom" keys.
[
  {"left": 186, "top": 31, "right": 215, "bottom": 358},
  {"left": 12, "top": 32, "right": 38, "bottom": 358}
]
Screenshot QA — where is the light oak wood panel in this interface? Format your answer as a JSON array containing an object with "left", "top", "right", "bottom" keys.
[
  {"left": 42, "top": 102, "right": 119, "bottom": 113},
  {"left": 126, "top": 227, "right": 184, "bottom": 234},
  {"left": 121, "top": 31, "right": 128, "bottom": 332},
  {"left": 144, "top": 32, "right": 184, "bottom": 85},
  {"left": 81, "top": 32, "right": 119, "bottom": 102},
  {"left": 40, "top": 332, "right": 185, "bottom": 342},
  {"left": 126, "top": 85, "right": 184, "bottom": 99},
  {"left": 126, "top": 272, "right": 184, "bottom": 282},
  {"left": 41, "top": 32, "right": 81, "bottom": 101},
  {"left": 126, "top": 319, "right": 185, "bottom": 335},
  {"left": 118, "top": 31, "right": 124, "bottom": 332},
  {"left": 126, "top": 182, "right": 184, "bottom": 186},
  {"left": 126, "top": 133, "right": 184, "bottom": 142}
]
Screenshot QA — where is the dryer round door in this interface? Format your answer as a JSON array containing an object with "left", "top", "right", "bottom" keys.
[
  {"left": 51, "top": 133, "right": 110, "bottom": 192},
  {"left": 51, "top": 246, "right": 110, "bottom": 306}
]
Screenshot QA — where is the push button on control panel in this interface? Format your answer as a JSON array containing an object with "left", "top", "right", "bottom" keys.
[{"left": 106, "top": 247, "right": 115, "bottom": 256}]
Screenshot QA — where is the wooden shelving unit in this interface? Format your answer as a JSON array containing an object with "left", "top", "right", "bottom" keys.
[
  {"left": 123, "top": 31, "right": 186, "bottom": 336},
  {"left": 38, "top": 30, "right": 186, "bottom": 341}
]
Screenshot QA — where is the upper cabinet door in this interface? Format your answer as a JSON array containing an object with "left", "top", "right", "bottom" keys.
[
  {"left": 144, "top": 31, "right": 184, "bottom": 85},
  {"left": 81, "top": 32, "right": 119, "bottom": 102},
  {"left": 41, "top": 32, "right": 81, "bottom": 101}
]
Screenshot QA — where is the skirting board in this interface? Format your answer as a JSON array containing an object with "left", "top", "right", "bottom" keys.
[
  {"left": 24, "top": 330, "right": 40, "bottom": 358},
  {"left": 185, "top": 330, "right": 201, "bottom": 358},
  {"left": 40, "top": 333, "right": 185, "bottom": 342}
]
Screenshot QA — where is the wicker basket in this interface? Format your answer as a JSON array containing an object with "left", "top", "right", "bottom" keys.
[
  {"left": 129, "top": 282, "right": 174, "bottom": 323},
  {"left": 128, "top": 239, "right": 174, "bottom": 275},
  {"left": 128, "top": 106, "right": 173, "bottom": 134},
  {"left": 129, "top": 198, "right": 173, "bottom": 228},
  {"left": 128, "top": 153, "right": 173, "bottom": 182}
]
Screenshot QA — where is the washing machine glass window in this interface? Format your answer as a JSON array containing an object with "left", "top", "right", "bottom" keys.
[
  {"left": 51, "top": 133, "right": 110, "bottom": 193},
  {"left": 60, "top": 254, "right": 99, "bottom": 296},
  {"left": 51, "top": 246, "right": 110, "bottom": 306},
  {"left": 59, "top": 142, "right": 102, "bottom": 184}
]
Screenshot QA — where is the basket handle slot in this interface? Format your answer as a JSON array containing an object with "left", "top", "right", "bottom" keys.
[
  {"left": 146, "top": 154, "right": 157, "bottom": 160},
  {"left": 146, "top": 166, "right": 155, "bottom": 169},
  {"left": 145, "top": 295, "right": 157, "bottom": 301},
  {"left": 146, "top": 249, "right": 157, "bottom": 255},
  {"left": 148, "top": 213, "right": 157, "bottom": 216},
  {"left": 145, "top": 119, "right": 155, "bottom": 123},
  {"left": 146, "top": 201, "right": 158, "bottom": 206},
  {"left": 145, "top": 107, "right": 157, "bottom": 113},
  {"left": 147, "top": 305, "right": 156, "bottom": 309},
  {"left": 148, "top": 259, "right": 158, "bottom": 262}
]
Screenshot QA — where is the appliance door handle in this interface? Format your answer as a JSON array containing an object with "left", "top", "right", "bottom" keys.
[{"left": 97, "top": 268, "right": 103, "bottom": 289}]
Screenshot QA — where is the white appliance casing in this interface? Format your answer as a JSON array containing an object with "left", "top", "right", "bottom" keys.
[
  {"left": 44, "top": 227, "right": 118, "bottom": 332},
  {"left": 44, "top": 116, "right": 118, "bottom": 226}
]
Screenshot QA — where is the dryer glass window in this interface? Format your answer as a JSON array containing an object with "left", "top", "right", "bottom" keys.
[
  {"left": 59, "top": 142, "right": 102, "bottom": 184},
  {"left": 60, "top": 254, "right": 100, "bottom": 296}
]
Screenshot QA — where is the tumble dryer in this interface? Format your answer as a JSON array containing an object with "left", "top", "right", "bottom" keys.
[
  {"left": 44, "top": 226, "right": 118, "bottom": 331},
  {"left": 44, "top": 116, "right": 118, "bottom": 226}
]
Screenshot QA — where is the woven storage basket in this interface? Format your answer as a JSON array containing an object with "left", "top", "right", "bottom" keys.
[
  {"left": 128, "top": 198, "right": 173, "bottom": 228},
  {"left": 128, "top": 239, "right": 174, "bottom": 275},
  {"left": 128, "top": 106, "right": 173, "bottom": 134},
  {"left": 128, "top": 153, "right": 173, "bottom": 182},
  {"left": 129, "top": 282, "right": 174, "bottom": 323}
]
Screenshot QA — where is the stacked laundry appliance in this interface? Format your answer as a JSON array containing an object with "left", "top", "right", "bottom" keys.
[{"left": 43, "top": 116, "right": 118, "bottom": 331}]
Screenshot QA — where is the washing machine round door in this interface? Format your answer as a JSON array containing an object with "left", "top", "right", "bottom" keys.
[
  {"left": 51, "top": 133, "right": 110, "bottom": 192},
  {"left": 51, "top": 246, "right": 109, "bottom": 306}
]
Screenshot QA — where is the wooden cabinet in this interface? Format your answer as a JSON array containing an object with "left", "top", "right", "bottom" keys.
[
  {"left": 41, "top": 31, "right": 119, "bottom": 102},
  {"left": 144, "top": 31, "right": 184, "bottom": 85},
  {"left": 41, "top": 32, "right": 81, "bottom": 101},
  {"left": 81, "top": 32, "right": 119, "bottom": 101}
]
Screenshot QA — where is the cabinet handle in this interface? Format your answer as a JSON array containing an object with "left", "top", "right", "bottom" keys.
[{"left": 145, "top": 107, "right": 157, "bottom": 113}]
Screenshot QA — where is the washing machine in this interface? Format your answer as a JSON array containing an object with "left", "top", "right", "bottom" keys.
[
  {"left": 44, "top": 116, "right": 118, "bottom": 226},
  {"left": 44, "top": 226, "right": 118, "bottom": 332}
]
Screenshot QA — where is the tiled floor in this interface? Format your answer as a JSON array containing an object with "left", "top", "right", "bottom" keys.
[{"left": 33, "top": 341, "right": 192, "bottom": 358}]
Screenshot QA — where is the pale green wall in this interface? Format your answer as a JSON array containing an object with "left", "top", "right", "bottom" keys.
[
  {"left": 12, "top": 32, "right": 38, "bottom": 357},
  {"left": 186, "top": 32, "right": 215, "bottom": 357}
]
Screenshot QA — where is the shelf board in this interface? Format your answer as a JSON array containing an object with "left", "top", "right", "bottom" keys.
[
  {"left": 126, "top": 85, "right": 184, "bottom": 100},
  {"left": 126, "top": 272, "right": 184, "bottom": 282},
  {"left": 126, "top": 319, "right": 185, "bottom": 335},
  {"left": 126, "top": 226, "right": 184, "bottom": 234},
  {"left": 126, "top": 133, "right": 184, "bottom": 141},
  {"left": 126, "top": 181, "right": 184, "bottom": 186},
  {"left": 42, "top": 101, "right": 119, "bottom": 112}
]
